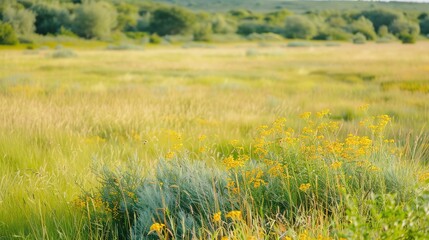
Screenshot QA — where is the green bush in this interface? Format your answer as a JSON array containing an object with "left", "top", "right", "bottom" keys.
[
  {"left": 193, "top": 22, "right": 212, "bottom": 42},
  {"left": 0, "top": 21, "right": 18, "bottom": 45},
  {"left": 399, "top": 34, "right": 417, "bottom": 44},
  {"left": 360, "top": 8, "right": 403, "bottom": 32},
  {"left": 51, "top": 48, "right": 76, "bottom": 58},
  {"left": 419, "top": 17, "right": 429, "bottom": 36},
  {"left": 339, "top": 189, "right": 429, "bottom": 239},
  {"left": 149, "top": 33, "right": 162, "bottom": 44},
  {"left": 149, "top": 7, "right": 195, "bottom": 36},
  {"left": 79, "top": 112, "right": 423, "bottom": 239},
  {"left": 31, "top": 3, "right": 70, "bottom": 35},
  {"left": 115, "top": 3, "right": 139, "bottom": 31},
  {"left": 353, "top": 32, "right": 366, "bottom": 44},
  {"left": 73, "top": 2, "right": 117, "bottom": 40},
  {"left": 211, "top": 14, "right": 237, "bottom": 34},
  {"left": 2, "top": 7, "right": 35, "bottom": 35},
  {"left": 349, "top": 16, "right": 377, "bottom": 40},
  {"left": 284, "top": 15, "right": 316, "bottom": 39},
  {"left": 237, "top": 22, "right": 278, "bottom": 36},
  {"left": 389, "top": 19, "right": 420, "bottom": 39}
]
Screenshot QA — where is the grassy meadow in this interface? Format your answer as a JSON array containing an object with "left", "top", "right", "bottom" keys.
[{"left": 1, "top": 41, "right": 429, "bottom": 239}]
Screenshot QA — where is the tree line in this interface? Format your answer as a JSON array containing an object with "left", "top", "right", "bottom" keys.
[{"left": 1, "top": 0, "right": 429, "bottom": 45}]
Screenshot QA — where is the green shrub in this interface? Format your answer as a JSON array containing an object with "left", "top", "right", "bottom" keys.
[
  {"left": 193, "top": 22, "right": 212, "bottom": 42},
  {"left": 149, "top": 7, "right": 195, "bottom": 36},
  {"left": 132, "top": 160, "right": 231, "bottom": 239},
  {"left": 246, "top": 32, "right": 284, "bottom": 41},
  {"left": 116, "top": 3, "right": 139, "bottom": 31},
  {"left": 211, "top": 14, "right": 237, "bottom": 34},
  {"left": 51, "top": 48, "right": 76, "bottom": 58},
  {"left": 73, "top": 2, "right": 117, "bottom": 40},
  {"left": 399, "top": 34, "right": 417, "bottom": 44},
  {"left": 31, "top": 3, "right": 70, "bottom": 35},
  {"left": 149, "top": 33, "right": 162, "bottom": 44},
  {"left": 349, "top": 16, "right": 377, "bottom": 40},
  {"left": 353, "top": 33, "right": 366, "bottom": 44},
  {"left": 80, "top": 112, "right": 423, "bottom": 239},
  {"left": 284, "top": 15, "right": 316, "bottom": 39},
  {"left": 237, "top": 22, "right": 277, "bottom": 36},
  {"left": 389, "top": 19, "right": 420, "bottom": 41},
  {"left": 2, "top": 7, "right": 35, "bottom": 35},
  {"left": 0, "top": 21, "right": 18, "bottom": 45},
  {"left": 106, "top": 44, "right": 143, "bottom": 51},
  {"left": 339, "top": 189, "right": 429, "bottom": 239},
  {"left": 360, "top": 8, "right": 403, "bottom": 32},
  {"left": 419, "top": 17, "right": 429, "bottom": 36}
]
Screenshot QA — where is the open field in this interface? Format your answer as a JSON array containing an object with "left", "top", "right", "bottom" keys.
[{"left": 1, "top": 42, "right": 429, "bottom": 239}]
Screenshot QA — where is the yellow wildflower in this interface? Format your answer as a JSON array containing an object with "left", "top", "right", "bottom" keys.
[
  {"left": 330, "top": 161, "right": 342, "bottom": 170},
  {"left": 299, "top": 183, "right": 311, "bottom": 192},
  {"left": 226, "top": 210, "right": 242, "bottom": 220},
  {"left": 221, "top": 237, "right": 229, "bottom": 240},
  {"left": 358, "top": 103, "right": 370, "bottom": 111},
  {"left": 316, "top": 109, "right": 330, "bottom": 118},
  {"left": 369, "top": 165, "right": 380, "bottom": 172},
  {"left": 418, "top": 172, "right": 429, "bottom": 182},
  {"left": 212, "top": 211, "right": 221, "bottom": 222},
  {"left": 300, "top": 112, "right": 312, "bottom": 119},
  {"left": 198, "top": 134, "right": 207, "bottom": 141},
  {"left": 150, "top": 222, "right": 165, "bottom": 232},
  {"left": 165, "top": 151, "right": 175, "bottom": 159},
  {"left": 223, "top": 155, "right": 244, "bottom": 170}
]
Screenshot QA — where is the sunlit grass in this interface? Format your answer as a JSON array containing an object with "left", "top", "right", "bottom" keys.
[{"left": 0, "top": 42, "right": 428, "bottom": 239}]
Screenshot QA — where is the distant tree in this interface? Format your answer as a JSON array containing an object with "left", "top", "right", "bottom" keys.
[
  {"left": 264, "top": 9, "right": 291, "bottom": 26},
  {"left": 360, "top": 8, "right": 403, "bottom": 32},
  {"left": 193, "top": 22, "right": 212, "bottom": 42},
  {"left": 116, "top": 3, "right": 139, "bottom": 31},
  {"left": 135, "top": 12, "right": 151, "bottom": 32},
  {"left": 0, "top": 21, "right": 18, "bottom": 45},
  {"left": 389, "top": 19, "right": 420, "bottom": 39},
  {"left": 420, "top": 17, "right": 429, "bottom": 35},
  {"left": 73, "top": 2, "right": 117, "bottom": 39},
  {"left": 2, "top": 7, "right": 35, "bottom": 35},
  {"left": 313, "top": 26, "right": 352, "bottom": 41},
  {"left": 228, "top": 9, "right": 252, "bottom": 19},
  {"left": 149, "top": 7, "right": 195, "bottom": 36},
  {"left": 418, "top": 12, "right": 428, "bottom": 21},
  {"left": 349, "top": 16, "right": 377, "bottom": 40},
  {"left": 284, "top": 15, "right": 316, "bottom": 39},
  {"left": 211, "top": 14, "right": 236, "bottom": 34},
  {"left": 31, "top": 3, "right": 70, "bottom": 35},
  {"left": 237, "top": 22, "right": 278, "bottom": 36},
  {"left": 326, "top": 15, "right": 348, "bottom": 29}
]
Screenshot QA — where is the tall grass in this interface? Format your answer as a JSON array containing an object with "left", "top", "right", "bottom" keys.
[{"left": 0, "top": 42, "right": 428, "bottom": 239}]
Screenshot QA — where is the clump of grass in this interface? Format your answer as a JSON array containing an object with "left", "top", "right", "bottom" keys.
[
  {"left": 286, "top": 41, "right": 314, "bottom": 47},
  {"left": 80, "top": 110, "right": 425, "bottom": 239},
  {"left": 106, "top": 44, "right": 143, "bottom": 51},
  {"left": 51, "top": 48, "right": 76, "bottom": 58}
]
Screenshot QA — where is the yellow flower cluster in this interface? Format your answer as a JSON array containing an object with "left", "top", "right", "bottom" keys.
[
  {"left": 150, "top": 222, "right": 166, "bottom": 232},
  {"left": 226, "top": 210, "right": 242, "bottom": 220},
  {"left": 245, "top": 169, "right": 266, "bottom": 188},
  {"left": 299, "top": 183, "right": 311, "bottom": 192},
  {"left": 213, "top": 211, "right": 221, "bottom": 222},
  {"left": 330, "top": 161, "right": 342, "bottom": 170},
  {"left": 223, "top": 155, "right": 248, "bottom": 170},
  {"left": 418, "top": 172, "right": 429, "bottom": 182}
]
